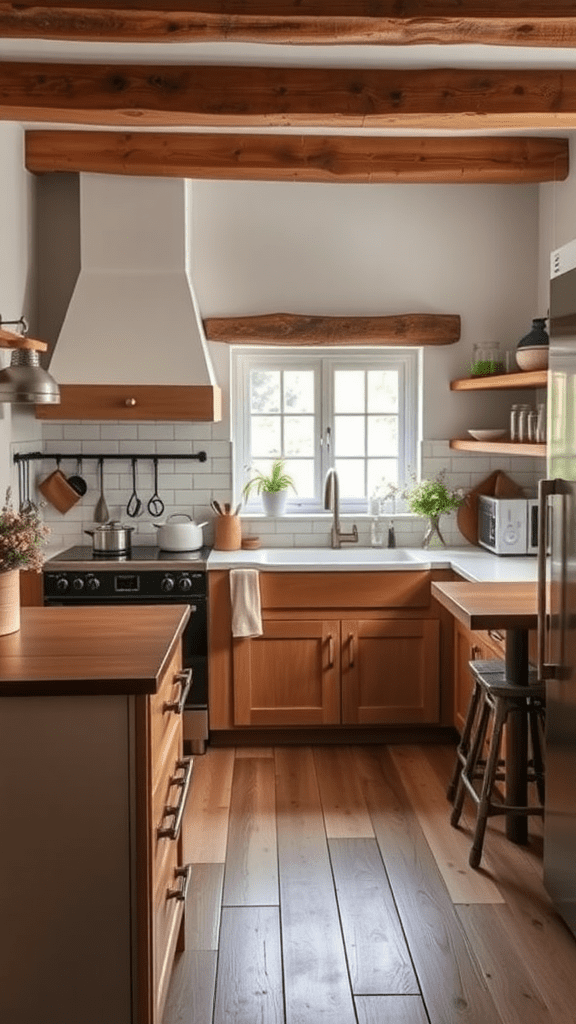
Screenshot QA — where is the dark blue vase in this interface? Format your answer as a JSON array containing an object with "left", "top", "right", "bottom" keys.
[{"left": 517, "top": 318, "right": 549, "bottom": 349}]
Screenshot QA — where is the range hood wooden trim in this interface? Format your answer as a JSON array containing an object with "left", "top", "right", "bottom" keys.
[
  {"left": 7, "top": 64, "right": 576, "bottom": 130},
  {"left": 35, "top": 384, "right": 222, "bottom": 422},
  {"left": 25, "top": 131, "right": 569, "bottom": 185},
  {"left": 1, "top": 2, "right": 575, "bottom": 48},
  {"left": 203, "top": 312, "right": 461, "bottom": 346}
]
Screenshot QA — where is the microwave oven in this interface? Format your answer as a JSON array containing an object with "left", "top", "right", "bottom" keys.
[{"left": 477, "top": 495, "right": 538, "bottom": 555}]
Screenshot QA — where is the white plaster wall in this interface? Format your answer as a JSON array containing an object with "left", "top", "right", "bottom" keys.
[
  {"left": 538, "top": 132, "right": 576, "bottom": 313},
  {"left": 192, "top": 179, "right": 540, "bottom": 440},
  {"left": 0, "top": 123, "right": 39, "bottom": 501}
]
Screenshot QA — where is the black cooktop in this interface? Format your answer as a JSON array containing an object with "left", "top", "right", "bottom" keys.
[{"left": 44, "top": 545, "right": 211, "bottom": 572}]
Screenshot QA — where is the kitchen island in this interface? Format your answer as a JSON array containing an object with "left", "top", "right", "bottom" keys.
[{"left": 0, "top": 605, "right": 191, "bottom": 1024}]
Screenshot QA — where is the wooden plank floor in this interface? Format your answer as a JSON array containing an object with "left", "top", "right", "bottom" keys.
[{"left": 163, "top": 743, "right": 576, "bottom": 1024}]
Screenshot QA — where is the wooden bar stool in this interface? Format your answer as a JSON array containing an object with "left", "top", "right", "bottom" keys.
[{"left": 449, "top": 659, "right": 545, "bottom": 869}]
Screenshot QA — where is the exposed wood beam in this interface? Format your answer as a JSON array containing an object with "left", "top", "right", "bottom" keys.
[
  {"left": 0, "top": 3, "right": 576, "bottom": 48},
  {"left": 203, "top": 313, "right": 461, "bottom": 346},
  {"left": 25, "top": 131, "right": 569, "bottom": 184},
  {"left": 5, "top": 63, "right": 576, "bottom": 130}
]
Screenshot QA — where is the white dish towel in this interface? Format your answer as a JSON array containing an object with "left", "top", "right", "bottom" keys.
[{"left": 230, "top": 568, "right": 263, "bottom": 638}]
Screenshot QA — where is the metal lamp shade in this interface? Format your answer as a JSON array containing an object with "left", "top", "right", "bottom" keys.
[{"left": 0, "top": 349, "right": 60, "bottom": 404}]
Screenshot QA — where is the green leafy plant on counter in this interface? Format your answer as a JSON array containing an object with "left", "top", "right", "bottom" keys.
[
  {"left": 403, "top": 471, "right": 464, "bottom": 518},
  {"left": 242, "top": 458, "right": 297, "bottom": 499}
]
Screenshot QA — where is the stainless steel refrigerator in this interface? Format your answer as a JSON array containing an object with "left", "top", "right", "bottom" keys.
[{"left": 541, "top": 237, "right": 576, "bottom": 937}]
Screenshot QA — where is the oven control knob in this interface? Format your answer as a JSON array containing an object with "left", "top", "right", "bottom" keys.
[
  {"left": 86, "top": 576, "right": 100, "bottom": 592},
  {"left": 178, "top": 576, "right": 192, "bottom": 593},
  {"left": 55, "top": 575, "right": 70, "bottom": 592},
  {"left": 161, "top": 575, "right": 175, "bottom": 593},
  {"left": 72, "top": 576, "right": 85, "bottom": 592}
]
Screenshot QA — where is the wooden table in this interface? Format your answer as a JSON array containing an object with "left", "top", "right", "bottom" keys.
[{"left": 431, "top": 581, "right": 538, "bottom": 845}]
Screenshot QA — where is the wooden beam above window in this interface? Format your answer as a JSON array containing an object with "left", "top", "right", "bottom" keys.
[
  {"left": 203, "top": 313, "right": 461, "bottom": 346},
  {"left": 6, "top": 64, "right": 576, "bottom": 130},
  {"left": 25, "top": 131, "right": 569, "bottom": 185},
  {"left": 0, "top": 2, "right": 575, "bottom": 47}
]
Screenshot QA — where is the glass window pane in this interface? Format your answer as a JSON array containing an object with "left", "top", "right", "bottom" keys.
[
  {"left": 285, "top": 416, "right": 314, "bottom": 457},
  {"left": 284, "top": 371, "right": 314, "bottom": 414},
  {"left": 250, "top": 370, "right": 280, "bottom": 413},
  {"left": 251, "top": 416, "right": 281, "bottom": 458},
  {"left": 368, "top": 370, "right": 399, "bottom": 413},
  {"left": 335, "top": 370, "right": 365, "bottom": 413},
  {"left": 334, "top": 415, "right": 365, "bottom": 457},
  {"left": 368, "top": 415, "right": 398, "bottom": 457},
  {"left": 335, "top": 458, "right": 365, "bottom": 498},
  {"left": 285, "top": 459, "right": 314, "bottom": 499},
  {"left": 368, "top": 460, "right": 398, "bottom": 501}
]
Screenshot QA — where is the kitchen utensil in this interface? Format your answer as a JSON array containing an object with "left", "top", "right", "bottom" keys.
[
  {"left": 153, "top": 513, "right": 208, "bottom": 552},
  {"left": 214, "top": 514, "right": 241, "bottom": 551},
  {"left": 212, "top": 499, "right": 224, "bottom": 516},
  {"left": 147, "top": 457, "right": 165, "bottom": 518},
  {"left": 126, "top": 458, "right": 143, "bottom": 518},
  {"left": 467, "top": 429, "right": 507, "bottom": 441},
  {"left": 68, "top": 458, "right": 88, "bottom": 496},
  {"left": 210, "top": 500, "right": 221, "bottom": 516},
  {"left": 224, "top": 502, "right": 231, "bottom": 514},
  {"left": 84, "top": 521, "right": 134, "bottom": 554},
  {"left": 38, "top": 463, "right": 80, "bottom": 514},
  {"left": 94, "top": 458, "right": 110, "bottom": 524}
]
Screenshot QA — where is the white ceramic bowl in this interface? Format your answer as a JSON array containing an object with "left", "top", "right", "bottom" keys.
[
  {"left": 515, "top": 346, "right": 549, "bottom": 371},
  {"left": 468, "top": 428, "right": 507, "bottom": 441}
]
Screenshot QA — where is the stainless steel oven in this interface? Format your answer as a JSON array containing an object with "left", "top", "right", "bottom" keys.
[{"left": 43, "top": 545, "right": 210, "bottom": 753}]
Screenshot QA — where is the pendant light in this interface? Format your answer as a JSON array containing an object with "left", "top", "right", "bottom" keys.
[{"left": 0, "top": 317, "right": 60, "bottom": 405}]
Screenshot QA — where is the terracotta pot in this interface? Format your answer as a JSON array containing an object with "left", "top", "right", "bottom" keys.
[{"left": 0, "top": 570, "right": 20, "bottom": 635}]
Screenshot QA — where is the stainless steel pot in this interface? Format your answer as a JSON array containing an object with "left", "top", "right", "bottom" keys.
[
  {"left": 153, "top": 513, "right": 207, "bottom": 552},
  {"left": 84, "top": 521, "right": 135, "bottom": 554}
]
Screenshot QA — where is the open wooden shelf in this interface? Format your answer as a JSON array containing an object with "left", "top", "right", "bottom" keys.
[
  {"left": 450, "top": 438, "right": 546, "bottom": 457},
  {"left": 450, "top": 369, "right": 547, "bottom": 391}
]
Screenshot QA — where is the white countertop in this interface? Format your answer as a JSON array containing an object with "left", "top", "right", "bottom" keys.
[{"left": 207, "top": 546, "right": 539, "bottom": 584}]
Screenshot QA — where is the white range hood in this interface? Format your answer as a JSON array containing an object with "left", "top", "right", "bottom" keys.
[{"left": 50, "top": 173, "right": 216, "bottom": 388}]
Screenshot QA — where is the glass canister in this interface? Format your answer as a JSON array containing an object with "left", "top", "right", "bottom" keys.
[
  {"left": 517, "top": 404, "right": 531, "bottom": 442},
  {"left": 528, "top": 408, "right": 538, "bottom": 443},
  {"left": 510, "top": 404, "right": 520, "bottom": 442},
  {"left": 537, "top": 402, "right": 547, "bottom": 443}
]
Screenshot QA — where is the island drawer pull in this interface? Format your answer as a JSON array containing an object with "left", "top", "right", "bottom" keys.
[
  {"left": 163, "top": 668, "right": 192, "bottom": 715},
  {"left": 349, "top": 633, "right": 355, "bottom": 667},
  {"left": 157, "top": 756, "right": 194, "bottom": 840},
  {"left": 328, "top": 634, "right": 334, "bottom": 668},
  {"left": 167, "top": 864, "right": 192, "bottom": 902}
]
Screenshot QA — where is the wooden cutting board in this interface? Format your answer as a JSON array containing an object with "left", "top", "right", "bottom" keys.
[{"left": 457, "top": 471, "right": 525, "bottom": 546}]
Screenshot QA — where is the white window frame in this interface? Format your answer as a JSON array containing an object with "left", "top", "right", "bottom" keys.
[{"left": 232, "top": 347, "right": 420, "bottom": 514}]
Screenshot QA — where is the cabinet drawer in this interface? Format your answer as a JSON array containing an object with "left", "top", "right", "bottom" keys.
[
  {"left": 152, "top": 724, "right": 189, "bottom": 871},
  {"left": 154, "top": 839, "right": 188, "bottom": 1022},
  {"left": 36, "top": 383, "right": 222, "bottom": 421},
  {"left": 150, "top": 648, "right": 185, "bottom": 769},
  {"left": 259, "top": 571, "right": 431, "bottom": 610}
]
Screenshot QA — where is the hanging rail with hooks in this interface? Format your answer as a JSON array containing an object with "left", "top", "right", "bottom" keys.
[{"left": 13, "top": 450, "right": 208, "bottom": 465}]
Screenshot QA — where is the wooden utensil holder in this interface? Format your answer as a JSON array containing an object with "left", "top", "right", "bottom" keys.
[{"left": 214, "top": 515, "right": 242, "bottom": 551}]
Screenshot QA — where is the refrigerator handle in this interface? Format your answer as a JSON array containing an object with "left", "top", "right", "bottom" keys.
[{"left": 538, "top": 478, "right": 556, "bottom": 680}]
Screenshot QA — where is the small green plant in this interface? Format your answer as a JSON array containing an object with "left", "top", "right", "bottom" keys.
[
  {"left": 242, "top": 458, "right": 297, "bottom": 500},
  {"left": 403, "top": 471, "right": 464, "bottom": 518}
]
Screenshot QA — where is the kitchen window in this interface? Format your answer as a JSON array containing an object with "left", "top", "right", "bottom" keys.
[{"left": 233, "top": 349, "right": 420, "bottom": 514}]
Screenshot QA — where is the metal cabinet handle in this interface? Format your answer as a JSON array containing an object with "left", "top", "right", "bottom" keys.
[
  {"left": 471, "top": 644, "right": 482, "bottom": 659},
  {"left": 167, "top": 864, "right": 192, "bottom": 902},
  {"left": 125, "top": 398, "right": 137, "bottom": 407},
  {"left": 538, "top": 478, "right": 561, "bottom": 680},
  {"left": 488, "top": 629, "right": 505, "bottom": 643},
  {"left": 328, "top": 634, "right": 334, "bottom": 668},
  {"left": 349, "top": 633, "right": 355, "bottom": 668},
  {"left": 157, "top": 756, "right": 194, "bottom": 840},
  {"left": 163, "top": 668, "right": 192, "bottom": 714}
]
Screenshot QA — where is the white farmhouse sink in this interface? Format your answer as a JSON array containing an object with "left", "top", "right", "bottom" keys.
[{"left": 256, "top": 547, "right": 428, "bottom": 569}]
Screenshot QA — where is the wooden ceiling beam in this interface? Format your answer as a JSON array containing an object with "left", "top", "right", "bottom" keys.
[
  {"left": 0, "top": 2, "right": 576, "bottom": 47},
  {"left": 24, "top": 131, "right": 569, "bottom": 184},
  {"left": 203, "top": 313, "right": 461, "bottom": 346},
  {"left": 6, "top": 63, "right": 576, "bottom": 129}
]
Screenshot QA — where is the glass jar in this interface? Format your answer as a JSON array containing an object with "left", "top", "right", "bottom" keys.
[
  {"left": 537, "top": 402, "right": 547, "bottom": 443},
  {"left": 517, "top": 404, "right": 532, "bottom": 442},
  {"left": 510, "top": 404, "right": 520, "bottom": 442},
  {"left": 528, "top": 409, "right": 538, "bottom": 443}
]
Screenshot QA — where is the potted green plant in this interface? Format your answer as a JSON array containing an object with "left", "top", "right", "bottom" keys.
[
  {"left": 242, "top": 458, "right": 297, "bottom": 516},
  {"left": 403, "top": 471, "right": 464, "bottom": 548}
]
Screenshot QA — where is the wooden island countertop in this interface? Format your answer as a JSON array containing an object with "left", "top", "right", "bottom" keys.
[
  {"left": 430, "top": 581, "right": 538, "bottom": 631},
  {"left": 0, "top": 604, "right": 190, "bottom": 696}
]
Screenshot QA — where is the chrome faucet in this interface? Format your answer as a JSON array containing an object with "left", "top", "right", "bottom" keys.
[{"left": 324, "top": 468, "right": 359, "bottom": 549}]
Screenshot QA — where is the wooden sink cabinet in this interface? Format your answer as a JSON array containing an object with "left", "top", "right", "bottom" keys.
[{"left": 209, "top": 569, "right": 454, "bottom": 736}]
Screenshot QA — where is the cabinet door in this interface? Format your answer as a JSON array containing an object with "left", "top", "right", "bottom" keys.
[
  {"left": 341, "top": 618, "right": 440, "bottom": 725},
  {"left": 233, "top": 619, "right": 340, "bottom": 726},
  {"left": 453, "top": 620, "right": 497, "bottom": 733}
]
